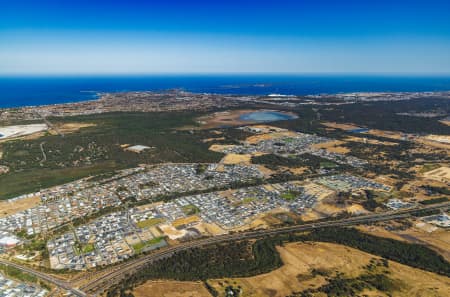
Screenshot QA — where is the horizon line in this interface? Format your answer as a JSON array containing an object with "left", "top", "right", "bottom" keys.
[{"left": 2, "top": 72, "right": 450, "bottom": 78}]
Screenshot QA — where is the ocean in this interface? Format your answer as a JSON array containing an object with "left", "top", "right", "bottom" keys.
[{"left": 1, "top": 75, "right": 450, "bottom": 108}]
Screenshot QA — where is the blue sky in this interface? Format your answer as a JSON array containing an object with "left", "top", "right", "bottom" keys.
[{"left": 1, "top": 0, "right": 450, "bottom": 74}]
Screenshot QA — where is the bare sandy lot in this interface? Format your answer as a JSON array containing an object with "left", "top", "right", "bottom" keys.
[
  {"left": 0, "top": 123, "right": 48, "bottom": 141},
  {"left": 0, "top": 196, "right": 41, "bottom": 218},
  {"left": 345, "top": 135, "right": 398, "bottom": 146},
  {"left": 321, "top": 122, "right": 362, "bottom": 131},
  {"left": 202, "top": 137, "right": 225, "bottom": 143},
  {"left": 209, "top": 242, "right": 450, "bottom": 297},
  {"left": 416, "top": 135, "right": 450, "bottom": 150},
  {"left": 53, "top": 122, "right": 96, "bottom": 134},
  {"left": 359, "top": 224, "right": 450, "bottom": 262},
  {"left": 220, "top": 153, "right": 253, "bottom": 165},
  {"left": 310, "top": 140, "right": 350, "bottom": 154},
  {"left": 424, "top": 134, "right": 450, "bottom": 144},
  {"left": 133, "top": 280, "right": 212, "bottom": 297},
  {"left": 209, "top": 144, "right": 237, "bottom": 153},
  {"left": 423, "top": 166, "right": 450, "bottom": 183},
  {"left": 245, "top": 130, "right": 298, "bottom": 144},
  {"left": 367, "top": 129, "right": 405, "bottom": 140},
  {"left": 440, "top": 120, "right": 450, "bottom": 126}
]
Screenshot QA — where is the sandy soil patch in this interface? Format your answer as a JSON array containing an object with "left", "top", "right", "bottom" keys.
[
  {"left": 423, "top": 166, "right": 450, "bottom": 183},
  {"left": 372, "top": 175, "right": 398, "bottom": 187},
  {"left": 172, "top": 216, "right": 201, "bottom": 228},
  {"left": 359, "top": 225, "right": 450, "bottom": 262},
  {"left": 345, "top": 136, "right": 398, "bottom": 146},
  {"left": 0, "top": 123, "right": 48, "bottom": 141},
  {"left": 159, "top": 224, "right": 186, "bottom": 240},
  {"left": 346, "top": 204, "right": 370, "bottom": 215},
  {"left": 201, "top": 223, "right": 227, "bottom": 236},
  {"left": 255, "top": 165, "right": 275, "bottom": 178},
  {"left": 220, "top": 153, "right": 252, "bottom": 165},
  {"left": 133, "top": 280, "right": 212, "bottom": 297},
  {"left": 0, "top": 165, "right": 8, "bottom": 175},
  {"left": 245, "top": 125, "right": 288, "bottom": 133},
  {"left": 321, "top": 122, "right": 362, "bottom": 131},
  {"left": 209, "top": 144, "right": 236, "bottom": 153},
  {"left": 245, "top": 131, "right": 298, "bottom": 145},
  {"left": 416, "top": 135, "right": 450, "bottom": 150},
  {"left": 357, "top": 225, "right": 409, "bottom": 242},
  {"left": 300, "top": 209, "right": 324, "bottom": 221},
  {"left": 54, "top": 122, "right": 96, "bottom": 134},
  {"left": 286, "top": 167, "right": 308, "bottom": 175},
  {"left": 424, "top": 134, "right": 450, "bottom": 144},
  {"left": 0, "top": 196, "right": 41, "bottom": 218},
  {"left": 440, "top": 120, "right": 450, "bottom": 126},
  {"left": 209, "top": 242, "right": 450, "bottom": 297},
  {"left": 202, "top": 137, "right": 226, "bottom": 143},
  {"left": 397, "top": 228, "right": 450, "bottom": 262},
  {"left": 365, "top": 129, "right": 407, "bottom": 141},
  {"left": 310, "top": 140, "right": 350, "bottom": 154},
  {"left": 313, "top": 201, "right": 346, "bottom": 216}
]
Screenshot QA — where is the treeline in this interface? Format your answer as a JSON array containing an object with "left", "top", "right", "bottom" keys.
[
  {"left": 420, "top": 197, "right": 449, "bottom": 205},
  {"left": 318, "top": 98, "right": 450, "bottom": 134},
  {"left": 1, "top": 111, "right": 224, "bottom": 172},
  {"left": 106, "top": 227, "right": 450, "bottom": 297},
  {"left": 288, "top": 272, "right": 398, "bottom": 297},
  {"left": 106, "top": 238, "right": 282, "bottom": 297},
  {"left": 298, "top": 228, "right": 450, "bottom": 276}
]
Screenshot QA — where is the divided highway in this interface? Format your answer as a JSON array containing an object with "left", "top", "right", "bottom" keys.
[
  {"left": 80, "top": 202, "right": 449, "bottom": 295},
  {"left": 0, "top": 259, "right": 86, "bottom": 297},
  {"left": 1, "top": 202, "right": 448, "bottom": 297}
]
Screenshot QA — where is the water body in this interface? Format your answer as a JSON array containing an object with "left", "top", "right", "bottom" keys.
[
  {"left": 1, "top": 75, "right": 450, "bottom": 108},
  {"left": 240, "top": 111, "right": 297, "bottom": 122}
]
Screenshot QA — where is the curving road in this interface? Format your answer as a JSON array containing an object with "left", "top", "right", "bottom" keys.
[
  {"left": 1, "top": 202, "right": 447, "bottom": 296},
  {"left": 79, "top": 202, "right": 450, "bottom": 295},
  {"left": 0, "top": 259, "right": 86, "bottom": 297}
]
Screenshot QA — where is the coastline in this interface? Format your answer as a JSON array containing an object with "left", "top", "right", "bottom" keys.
[{"left": 2, "top": 75, "right": 450, "bottom": 109}]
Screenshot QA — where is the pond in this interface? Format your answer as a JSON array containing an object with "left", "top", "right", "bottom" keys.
[{"left": 239, "top": 111, "right": 297, "bottom": 122}]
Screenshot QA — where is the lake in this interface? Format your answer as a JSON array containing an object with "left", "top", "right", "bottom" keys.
[{"left": 239, "top": 111, "right": 297, "bottom": 122}]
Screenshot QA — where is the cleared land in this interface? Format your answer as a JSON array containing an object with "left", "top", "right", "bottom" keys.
[
  {"left": 0, "top": 195, "right": 41, "bottom": 218},
  {"left": 321, "top": 122, "right": 362, "bottom": 131},
  {"left": 220, "top": 153, "right": 253, "bottom": 165},
  {"left": 0, "top": 123, "right": 48, "bottom": 140},
  {"left": 52, "top": 122, "right": 96, "bottom": 134},
  {"left": 345, "top": 135, "right": 398, "bottom": 146},
  {"left": 133, "top": 280, "right": 212, "bottom": 297},
  {"left": 310, "top": 140, "right": 350, "bottom": 154},
  {"left": 208, "top": 242, "right": 450, "bottom": 297},
  {"left": 359, "top": 225, "right": 450, "bottom": 262},
  {"left": 423, "top": 166, "right": 450, "bottom": 183},
  {"left": 245, "top": 131, "right": 298, "bottom": 145}
]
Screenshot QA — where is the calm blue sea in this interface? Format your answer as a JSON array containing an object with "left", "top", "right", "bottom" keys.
[{"left": 1, "top": 75, "right": 450, "bottom": 108}]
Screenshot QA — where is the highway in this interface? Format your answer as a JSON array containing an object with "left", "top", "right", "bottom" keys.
[
  {"left": 0, "top": 259, "right": 86, "bottom": 297},
  {"left": 0, "top": 202, "right": 447, "bottom": 296},
  {"left": 78, "top": 201, "right": 449, "bottom": 295}
]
